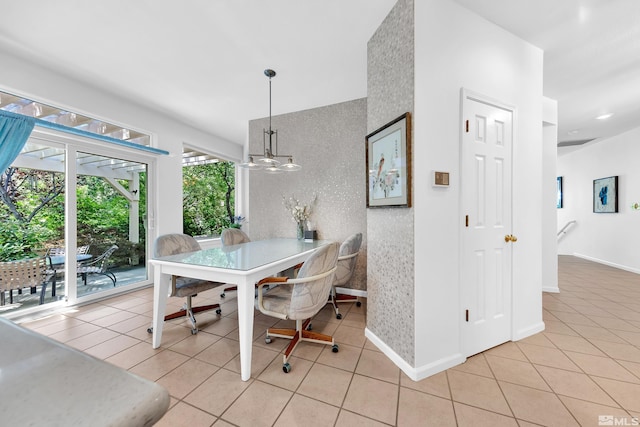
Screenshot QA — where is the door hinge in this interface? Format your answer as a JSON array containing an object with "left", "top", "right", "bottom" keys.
[
  {"left": 465, "top": 119, "right": 469, "bottom": 133},
  {"left": 465, "top": 310, "right": 469, "bottom": 322},
  {"left": 465, "top": 215, "right": 469, "bottom": 227}
]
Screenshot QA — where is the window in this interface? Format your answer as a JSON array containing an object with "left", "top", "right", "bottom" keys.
[
  {"left": 1, "top": 130, "right": 156, "bottom": 316},
  {"left": 182, "top": 159, "right": 236, "bottom": 237}
]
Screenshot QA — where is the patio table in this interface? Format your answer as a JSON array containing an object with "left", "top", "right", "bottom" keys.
[{"left": 47, "top": 254, "right": 93, "bottom": 296}]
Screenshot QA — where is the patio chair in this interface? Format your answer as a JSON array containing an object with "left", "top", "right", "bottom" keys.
[
  {"left": 45, "top": 245, "right": 92, "bottom": 295},
  {"left": 76, "top": 245, "right": 119, "bottom": 287},
  {"left": 46, "top": 245, "right": 91, "bottom": 257},
  {"left": 0, "top": 257, "right": 51, "bottom": 305}
]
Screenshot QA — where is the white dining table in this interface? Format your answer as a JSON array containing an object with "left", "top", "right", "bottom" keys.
[{"left": 149, "top": 238, "right": 330, "bottom": 381}]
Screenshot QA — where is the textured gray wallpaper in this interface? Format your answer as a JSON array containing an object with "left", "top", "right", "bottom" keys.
[
  {"left": 246, "top": 98, "right": 368, "bottom": 291},
  {"left": 366, "top": 0, "right": 415, "bottom": 366}
]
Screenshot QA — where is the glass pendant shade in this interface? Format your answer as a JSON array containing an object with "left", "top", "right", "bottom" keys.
[
  {"left": 278, "top": 157, "right": 301, "bottom": 171},
  {"left": 254, "top": 156, "right": 280, "bottom": 167},
  {"left": 238, "top": 156, "right": 262, "bottom": 170},
  {"left": 242, "top": 69, "right": 301, "bottom": 172}
]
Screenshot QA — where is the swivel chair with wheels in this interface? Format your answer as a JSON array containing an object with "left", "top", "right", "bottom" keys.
[
  {"left": 219, "top": 228, "right": 250, "bottom": 298},
  {"left": 329, "top": 233, "right": 362, "bottom": 319},
  {"left": 256, "top": 242, "right": 339, "bottom": 373},
  {"left": 150, "top": 233, "right": 223, "bottom": 335}
]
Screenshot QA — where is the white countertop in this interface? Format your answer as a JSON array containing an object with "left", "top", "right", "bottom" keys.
[{"left": 0, "top": 318, "right": 169, "bottom": 426}]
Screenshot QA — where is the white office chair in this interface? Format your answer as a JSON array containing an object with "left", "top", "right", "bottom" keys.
[
  {"left": 257, "top": 242, "right": 339, "bottom": 373},
  {"left": 219, "top": 228, "right": 251, "bottom": 298},
  {"left": 149, "top": 233, "right": 222, "bottom": 335},
  {"left": 329, "top": 233, "right": 362, "bottom": 319}
]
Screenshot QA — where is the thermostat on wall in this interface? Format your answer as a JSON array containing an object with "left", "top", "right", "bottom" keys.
[{"left": 433, "top": 171, "right": 450, "bottom": 187}]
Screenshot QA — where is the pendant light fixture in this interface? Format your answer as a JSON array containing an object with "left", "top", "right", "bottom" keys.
[{"left": 239, "top": 69, "right": 301, "bottom": 172}]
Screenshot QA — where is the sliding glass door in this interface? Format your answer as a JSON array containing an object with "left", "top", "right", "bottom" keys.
[
  {"left": 74, "top": 151, "right": 148, "bottom": 299},
  {"left": 1, "top": 129, "right": 155, "bottom": 317},
  {"left": 0, "top": 140, "right": 67, "bottom": 312}
]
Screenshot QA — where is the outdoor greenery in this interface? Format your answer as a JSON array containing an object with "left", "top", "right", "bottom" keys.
[
  {"left": 0, "top": 162, "right": 235, "bottom": 262},
  {"left": 182, "top": 162, "right": 236, "bottom": 237}
]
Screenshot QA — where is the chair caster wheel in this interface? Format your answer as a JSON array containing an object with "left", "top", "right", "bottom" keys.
[
  {"left": 220, "top": 293, "right": 225, "bottom": 298},
  {"left": 336, "top": 313, "right": 342, "bottom": 319},
  {"left": 332, "top": 344, "right": 339, "bottom": 353},
  {"left": 283, "top": 363, "right": 291, "bottom": 373},
  {"left": 265, "top": 337, "right": 272, "bottom": 344},
  {"left": 216, "top": 308, "right": 222, "bottom": 315},
  {"left": 356, "top": 301, "right": 362, "bottom": 307},
  {"left": 147, "top": 327, "right": 153, "bottom": 334},
  {"left": 191, "top": 329, "right": 198, "bottom": 335}
]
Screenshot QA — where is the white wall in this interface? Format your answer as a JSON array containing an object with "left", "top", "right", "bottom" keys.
[
  {"left": 412, "top": 0, "right": 544, "bottom": 376},
  {"left": 246, "top": 99, "right": 369, "bottom": 290},
  {"left": 0, "top": 49, "right": 243, "bottom": 237},
  {"left": 366, "top": 0, "right": 416, "bottom": 366},
  {"left": 558, "top": 126, "right": 640, "bottom": 274},
  {"left": 542, "top": 98, "right": 559, "bottom": 293}
]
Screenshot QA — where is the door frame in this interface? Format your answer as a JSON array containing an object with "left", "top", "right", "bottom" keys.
[
  {"left": 3, "top": 127, "right": 157, "bottom": 319},
  {"left": 459, "top": 88, "right": 517, "bottom": 356}
]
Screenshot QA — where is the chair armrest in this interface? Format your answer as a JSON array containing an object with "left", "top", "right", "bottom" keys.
[
  {"left": 338, "top": 252, "right": 358, "bottom": 261},
  {"left": 256, "top": 276, "right": 290, "bottom": 319},
  {"left": 257, "top": 276, "right": 289, "bottom": 287},
  {"left": 256, "top": 266, "right": 338, "bottom": 320},
  {"left": 285, "top": 265, "right": 337, "bottom": 285}
]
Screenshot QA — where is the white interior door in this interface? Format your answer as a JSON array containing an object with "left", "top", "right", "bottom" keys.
[{"left": 460, "top": 90, "right": 514, "bottom": 357}]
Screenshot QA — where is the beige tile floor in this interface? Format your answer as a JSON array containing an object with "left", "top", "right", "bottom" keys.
[{"left": 19, "top": 255, "right": 640, "bottom": 426}]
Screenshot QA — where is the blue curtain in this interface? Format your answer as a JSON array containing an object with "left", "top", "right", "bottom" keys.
[{"left": 0, "top": 110, "right": 36, "bottom": 173}]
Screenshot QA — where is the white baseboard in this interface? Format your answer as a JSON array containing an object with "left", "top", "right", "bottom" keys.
[
  {"left": 513, "top": 321, "right": 545, "bottom": 341},
  {"left": 335, "top": 287, "right": 367, "bottom": 298},
  {"left": 364, "top": 328, "right": 465, "bottom": 382},
  {"left": 574, "top": 253, "right": 640, "bottom": 275},
  {"left": 543, "top": 286, "right": 560, "bottom": 293}
]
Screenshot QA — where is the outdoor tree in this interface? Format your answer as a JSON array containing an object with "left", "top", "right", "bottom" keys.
[
  {"left": 0, "top": 168, "right": 62, "bottom": 259},
  {"left": 182, "top": 162, "right": 235, "bottom": 236},
  {"left": 1, "top": 161, "right": 235, "bottom": 261}
]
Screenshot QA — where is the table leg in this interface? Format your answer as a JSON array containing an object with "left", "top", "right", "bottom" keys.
[
  {"left": 51, "top": 270, "right": 57, "bottom": 298},
  {"left": 152, "top": 269, "right": 170, "bottom": 349},
  {"left": 236, "top": 278, "right": 254, "bottom": 381}
]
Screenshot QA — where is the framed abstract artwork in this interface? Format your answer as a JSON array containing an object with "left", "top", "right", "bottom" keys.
[
  {"left": 366, "top": 112, "right": 412, "bottom": 208},
  {"left": 557, "top": 176, "right": 563, "bottom": 208},
  {"left": 593, "top": 176, "right": 618, "bottom": 213}
]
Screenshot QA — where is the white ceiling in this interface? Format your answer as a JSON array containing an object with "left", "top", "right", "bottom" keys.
[
  {"left": 0, "top": 0, "right": 638, "bottom": 152},
  {"left": 454, "top": 0, "right": 640, "bottom": 152}
]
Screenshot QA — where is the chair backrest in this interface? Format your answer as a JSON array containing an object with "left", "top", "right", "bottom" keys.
[
  {"left": 154, "top": 234, "right": 201, "bottom": 258},
  {"left": 46, "top": 245, "right": 91, "bottom": 256},
  {"left": 334, "top": 233, "right": 362, "bottom": 287},
  {"left": 289, "top": 242, "right": 339, "bottom": 320},
  {"left": 0, "top": 257, "right": 48, "bottom": 292},
  {"left": 221, "top": 228, "right": 250, "bottom": 246},
  {"left": 91, "top": 245, "right": 119, "bottom": 272},
  {"left": 46, "top": 247, "right": 65, "bottom": 256}
]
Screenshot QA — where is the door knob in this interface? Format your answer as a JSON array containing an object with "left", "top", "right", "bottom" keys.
[{"left": 504, "top": 234, "right": 518, "bottom": 243}]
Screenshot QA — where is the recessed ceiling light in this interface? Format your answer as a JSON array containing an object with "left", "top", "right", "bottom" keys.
[
  {"left": 596, "top": 113, "right": 613, "bottom": 120},
  {"left": 568, "top": 130, "right": 579, "bottom": 135}
]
